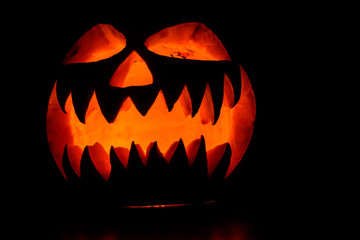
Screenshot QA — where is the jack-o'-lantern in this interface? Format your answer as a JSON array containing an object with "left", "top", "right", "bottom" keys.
[{"left": 46, "top": 22, "right": 255, "bottom": 195}]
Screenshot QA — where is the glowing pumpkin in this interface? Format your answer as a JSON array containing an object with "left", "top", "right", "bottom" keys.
[{"left": 46, "top": 22, "right": 255, "bottom": 184}]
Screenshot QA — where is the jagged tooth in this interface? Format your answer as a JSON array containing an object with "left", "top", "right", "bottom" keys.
[
  {"left": 80, "top": 146, "right": 106, "bottom": 183},
  {"left": 87, "top": 143, "right": 111, "bottom": 181},
  {"left": 169, "top": 139, "right": 189, "bottom": 169},
  {"left": 66, "top": 145, "right": 84, "bottom": 178},
  {"left": 207, "top": 143, "right": 230, "bottom": 178},
  {"left": 208, "top": 75, "right": 224, "bottom": 125},
  {"left": 56, "top": 79, "right": 71, "bottom": 113},
  {"left": 127, "top": 142, "right": 145, "bottom": 170},
  {"left": 190, "top": 135, "right": 207, "bottom": 181},
  {"left": 225, "top": 63, "right": 242, "bottom": 106},
  {"left": 145, "top": 142, "right": 158, "bottom": 160},
  {"left": 165, "top": 139, "right": 192, "bottom": 191},
  {"left": 112, "top": 146, "right": 130, "bottom": 168},
  {"left": 146, "top": 142, "right": 169, "bottom": 188},
  {"left": 108, "top": 146, "right": 127, "bottom": 183},
  {"left": 95, "top": 87, "right": 127, "bottom": 123},
  {"left": 129, "top": 85, "right": 159, "bottom": 116},
  {"left": 223, "top": 74, "right": 235, "bottom": 108},
  {"left": 185, "top": 136, "right": 203, "bottom": 166},
  {"left": 62, "top": 145, "right": 80, "bottom": 182},
  {"left": 199, "top": 84, "right": 215, "bottom": 125},
  {"left": 164, "top": 141, "right": 180, "bottom": 163},
  {"left": 209, "top": 143, "right": 231, "bottom": 181},
  {"left": 71, "top": 87, "right": 94, "bottom": 123},
  {"left": 178, "top": 85, "right": 192, "bottom": 117},
  {"left": 146, "top": 142, "right": 167, "bottom": 169},
  {"left": 145, "top": 142, "right": 155, "bottom": 159},
  {"left": 126, "top": 142, "right": 149, "bottom": 192},
  {"left": 135, "top": 144, "right": 147, "bottom": 166},
  {"left": 57, "top": 62, "right": 97, "bottom": 113},
  {"left": 186, "top": 80, "right": 206, "bottom": 117},
  {"left": 162, "top": 82, "right": 185, "bottom": 111}
]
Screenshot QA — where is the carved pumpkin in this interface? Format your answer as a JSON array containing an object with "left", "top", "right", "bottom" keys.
[{"left": 46, "top": 22, "right": 255, "bottom": 186}]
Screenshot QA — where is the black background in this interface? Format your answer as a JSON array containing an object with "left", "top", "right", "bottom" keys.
[{"left": 6, "top": 2, "right": 313, "bottom": 239}]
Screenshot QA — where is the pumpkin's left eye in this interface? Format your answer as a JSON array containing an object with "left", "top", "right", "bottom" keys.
[
  {"left": 144, "top": 22, "right": 231, "bottom": 61},
  {"left": 63, "top": 24, "right": 126, "bottom": 64}
]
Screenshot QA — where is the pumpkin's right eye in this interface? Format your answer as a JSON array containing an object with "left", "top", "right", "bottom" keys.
[
  {"left": 144, "top": 22, "right": 231, "bottom": 61},
  {"left": 63, "top": 24, "right": 126, "bottom": 65}
]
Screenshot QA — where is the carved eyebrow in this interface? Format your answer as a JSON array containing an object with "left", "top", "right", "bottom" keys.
[
  {"left": 144, "top": 22, "right": 231, "bottom": 61},
  {"left": 63, "top": 24, "right": 127, "bottom": 65}
]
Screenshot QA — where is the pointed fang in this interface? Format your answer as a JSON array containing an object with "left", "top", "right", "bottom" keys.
[
  {"left": 87, "top": 142, "right": 111, "bottom": 180},
  {"left": 199, "top": 83, "right": 215, "bottom": 125},
  {"left": 67, "top": 144, "right": 83, "bottom": 177},
  {"left": 185, "top": 136, "right": 204, "bottom": 166},
  {"left": 164, "top": 140, "right": 180, "bottom": 163},
  {"left": 207, "top": 143, "right": 228, "bottom": 177},
  {"left": 113, "top": 146, "right": 130, "bottom": 168}
]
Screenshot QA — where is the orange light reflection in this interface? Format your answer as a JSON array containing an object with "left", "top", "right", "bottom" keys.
[
  {"left": 47, "top": 22, "right": 255, "bottom": 180},
  {"left": 46, "top": 66, "right": 255, "bottom": 180},
  {"left": 63, "top": 24, "right": 126, "bottom": 64}
]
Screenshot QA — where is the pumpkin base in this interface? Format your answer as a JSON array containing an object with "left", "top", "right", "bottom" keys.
[
  {"left": 57, "top": 181, "right": 228, "bottom": 211},
  {"left": 121, "top": 200, "right": 218, "bottom": 208}
]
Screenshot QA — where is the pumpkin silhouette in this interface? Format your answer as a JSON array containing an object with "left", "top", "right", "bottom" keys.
[{"left": 46, "top": 22, "right": 256, "bottom": 199}]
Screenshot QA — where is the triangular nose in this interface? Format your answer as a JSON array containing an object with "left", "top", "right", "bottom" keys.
[{"left": 109, "top": 51, "right": 153, "bottom": 88}]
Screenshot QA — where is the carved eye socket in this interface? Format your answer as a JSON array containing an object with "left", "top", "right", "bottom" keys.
[
  {"left": 144, "top": 22, "right": 231, "bottom": 61},
  {"left": 63, "top": 24, "right": 126, "bottom": 64}
]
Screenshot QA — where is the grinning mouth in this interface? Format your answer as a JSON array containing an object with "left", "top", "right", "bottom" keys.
[{"left": 46, "top": 65, "right": 255, "bottom": 181}]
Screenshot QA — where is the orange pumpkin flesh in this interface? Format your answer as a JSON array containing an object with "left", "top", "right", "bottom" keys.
[
  {"left": 62, "top": 24, "right": 127, "bottom": 64},
  {"left": 46, "top": 22, "right": 256, "bottom": 181},
  {"left": 144, "top": 22, "right": 231, "bottom": 61}
]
